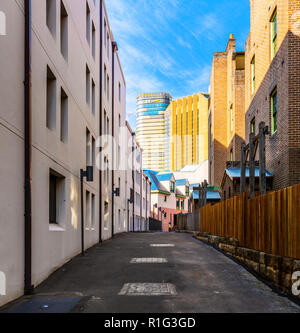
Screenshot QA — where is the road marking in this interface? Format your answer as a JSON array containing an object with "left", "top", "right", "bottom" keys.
[
  {"left": 118, "top": 283, "right": 177, "bottom": 296},
  {"left": 130, "top": 258, "right": 168, "bottom": 264},
  {"left": 150, "top": 244, "right": 175, "bottom": 247}
]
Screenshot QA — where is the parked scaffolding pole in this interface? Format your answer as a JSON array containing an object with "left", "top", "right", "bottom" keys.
[
  {"left": 259, "top": 122, "right": 267, "bottom": 195},
  {"left": 203, "top": 180, "right": 208, "bottom": 206},
  {"left": 240, "top": 143, "right": 246, "bottom": 194},
  {"left": 249, "top": 132, "right": 255, "bottom": 199}
]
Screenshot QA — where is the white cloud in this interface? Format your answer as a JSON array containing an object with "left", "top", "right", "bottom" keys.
[{"left": 105, "top": 0, "right": 216, "bottom": 129}]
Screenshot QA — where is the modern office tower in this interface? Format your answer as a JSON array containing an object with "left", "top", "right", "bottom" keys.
[
  {"left": 165, "top": 93, "right": 209, "bottom": 171},
  {"left": 136, "top": 93, "right": 172, "bottom": 171}
]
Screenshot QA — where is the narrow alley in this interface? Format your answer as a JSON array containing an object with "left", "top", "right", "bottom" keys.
[{"left": 2, "top": 233, "right": 300, "bottom": 314}]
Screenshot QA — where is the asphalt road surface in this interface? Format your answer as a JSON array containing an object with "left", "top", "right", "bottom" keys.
[{"left": 2, "top": 232, "right": 300, "bottom": 313}]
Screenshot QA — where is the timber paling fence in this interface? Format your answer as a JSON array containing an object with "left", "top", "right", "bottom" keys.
[{"left": 200, "top": 184, "right": 300, "bottom": 259}]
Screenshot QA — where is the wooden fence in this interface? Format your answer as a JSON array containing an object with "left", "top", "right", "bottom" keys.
[{"left": 200, "top": 184, "right": 300, "bottom": 259}]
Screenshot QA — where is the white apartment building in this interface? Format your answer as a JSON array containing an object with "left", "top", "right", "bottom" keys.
[
  {"left": 125, "top": 122, "right": 151, "bottom": 232},
  {"left": 0, "top": 0, "right": 146, "bottom": 308}
]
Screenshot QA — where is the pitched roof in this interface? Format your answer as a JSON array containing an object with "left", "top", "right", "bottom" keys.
[
  {"left": 192, "top": 190, "right": 221, "bottom": 200},
  {"left": 156, "top": 173, "right": 174, "bottom": 182},
  {"left": 143, "top": 170, "right": 170, "bottom": 194},
  {"left": 221, "top": 167, "right": 273, "bottom": 188},
  {"left": 225, "top": 167, "right": 273, "bottom": 179},
  {"left": 175, "top": 179, "right": 188, "bottom": 186},
  {"left": 180, "top": 165, "right": 200, "bottom": 172}
]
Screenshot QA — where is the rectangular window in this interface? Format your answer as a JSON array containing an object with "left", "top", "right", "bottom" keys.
[
  {"left": 86, "top": 190, "right": 91, "bottom": 228},
  {"left": 230, "top": 149, "right": 233, "bottom": 162},
  {"left": 164, "top": 196, "right": 167, "bottom": 202},
  {"left": 136, "top": 171, "right": 140, "bottom": 185},
  {"left": 46, "top": 0, "right": 56, "bottom": 36},
  {"left": 271, "top": 88, "right": 278, "bottom": 134},
  {"left": 185, "top": 186, "right": 189, "bottom": 197},
  {"left": 104, "top": 65, "right": 107, "bottom": 92},
  {"left": 86, "top": 2, "right": 90, "bottom": 44},
  {"left": 170, "top": 181, "right": 175, "bottom": 193},
  {"left": 91, "top": 194, "right": 95, "bottom": 229},
  {"left": 104, "top": 157, "right": 107, "bottom": 184},
  {"left": 104, "top": 110, "right": 107, "bottom": 135},
  {"left": 251, "top": 56, "right": 255, "bottom": 94},
  {"left": 49, "top": 170, "right": 65, "bottom": 226},
  {"left": 60, "top": 88, "right": 68, "bottom": 143},
  {"left": 106, "top": 159, "right": 109, "bottom": 185},
  {"left": 119, "top": 82, "right": 121, "bottom": 102},
  {"left": 230, "top": 104, "right": 234, "bottom": 132},
  {"left": 182, "top": 201, "right": 185, "bottom": 210},
  {"left": 118, "top": 209, "right": 121, "bottom": 228},
  {"left": 104, "top": 201, "right": 109, "bottom": 229},
  {"left": 107, "top": 33, "right": 110, "bottom": 58},
  {"left": 92, "top": 21, "right": 96, "bottom": 59},
  {"left": 92, "top": 79, "right": 95, "bottom": 115},
  {"left": 86, "top": 128, "right": 91, "bottom": 165},
  {"left": 60, "top": 1, "right": 68, "bottom": 60},
  {"left": 270, "top": 9, "right": 277, "bottom": 60},
  {"left": 107, "top": 75, "right": 109, "bottom": 100},
  {"left": 47, "top": 66, "right": 57, "bottom": 131},
  {"left": 104, "top": 20, "right": 107, "bottom": 48},
  {"left": 92, "top": 136, "right": 95, "bottom": 167},
  {"left": 49, "top": 173, "right": 57, "bottom": 224},
  {"left": 86, "top": 65, "right": 90, "bottom": 105},
  {"left": 250, "top": 117, "right": 255, "bottom": 134}
]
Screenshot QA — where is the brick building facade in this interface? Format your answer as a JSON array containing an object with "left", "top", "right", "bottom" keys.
[
  {"left": 209, "top": 35, "right": 245, "bottom": 186},
  {"left": 245, "top": 0, "right": 300, "bottom": 190}
]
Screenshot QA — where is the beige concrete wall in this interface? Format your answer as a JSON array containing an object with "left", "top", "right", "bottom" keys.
[
  {"left": 0, "top": 0, "right": 131, "bottom": 307},
  {"left": 0, "top": 0, "right": 25, "bottom": 306}
]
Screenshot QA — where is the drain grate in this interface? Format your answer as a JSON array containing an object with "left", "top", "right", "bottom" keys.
[
  {"left": 130, "top": 258, "right": 168, "bottom": 263},
  {"left": 150, "top": 244, "right": 175, "bottom": 247},
  {"left": 118, "top": 283, "right": 177, "bottom": 296}
]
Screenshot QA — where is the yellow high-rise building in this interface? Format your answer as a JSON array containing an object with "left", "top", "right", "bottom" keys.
[{"left": 165, "top": 93, "right": 209, "bottom": 171}]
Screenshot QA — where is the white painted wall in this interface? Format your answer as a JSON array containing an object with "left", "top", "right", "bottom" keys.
[{"left": 0, "top": 0, "right": 130, "bottom": 307}]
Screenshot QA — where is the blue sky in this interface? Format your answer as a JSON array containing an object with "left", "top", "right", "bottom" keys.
[{"left": 106, "top": 0, "right": 250, "bottom": 130}]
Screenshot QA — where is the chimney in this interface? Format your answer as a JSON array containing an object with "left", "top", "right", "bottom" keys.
[{"left": 226, "top": 34, "right": 236, "bottom": 53}]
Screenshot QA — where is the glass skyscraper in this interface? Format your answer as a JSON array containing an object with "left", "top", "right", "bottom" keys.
[{"left": 136, "top": 93, "right": 171, "bottom": 171}]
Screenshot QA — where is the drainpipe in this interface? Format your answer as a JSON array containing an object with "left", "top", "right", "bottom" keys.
[
  {"left": 111, "top": 41, "right": 117, "bottom": 239},
  {"left": 132, "top": 133, "right": 135, "bottom": 232},
  {"left": 24, "top": 0, "right": 33, "bottom": 295},
  {"left": 145, "top": 177, "right": 148, "bottom": 231},
  {"left": 99, "top": 0, "right": 103, "bottom": 243},
  {"left": 140, "top": 168, "right": 142, "bottom": 231}
]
